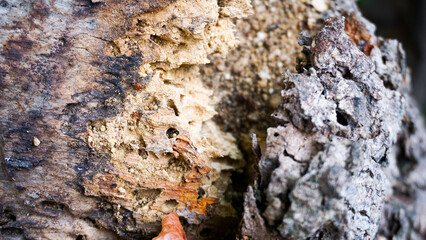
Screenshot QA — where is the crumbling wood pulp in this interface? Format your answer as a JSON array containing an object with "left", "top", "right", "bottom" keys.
[{"left": 0, "top": 0, "right": 250, "bottom": 239}]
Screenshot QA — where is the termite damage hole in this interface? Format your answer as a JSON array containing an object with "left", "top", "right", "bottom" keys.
[{"left": 166, "top": 128, "right": 180, "bottom": 138}]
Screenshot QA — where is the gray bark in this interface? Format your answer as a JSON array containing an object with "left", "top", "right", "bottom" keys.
[{"left": 242, "top": 2, "right": 426, "bottom": 240}]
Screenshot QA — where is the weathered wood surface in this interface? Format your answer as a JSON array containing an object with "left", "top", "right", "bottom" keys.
[
  {"left": 1, "top": 0, "right": 425, "bottom": 240},
  {"left": 1, "top": 0, "right": 245, "bottom": 239}
]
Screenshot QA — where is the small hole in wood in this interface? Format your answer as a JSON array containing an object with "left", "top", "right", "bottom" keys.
[{"left": 166, "top": 128, "right": 179, "bottom": 138}]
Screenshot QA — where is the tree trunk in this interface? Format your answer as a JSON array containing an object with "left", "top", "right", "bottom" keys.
[{"left": 0, "top": 0, "right": 424, "bottom": 239}]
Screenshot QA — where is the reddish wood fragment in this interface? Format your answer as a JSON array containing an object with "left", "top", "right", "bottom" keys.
[
  {"left": 344, "top": 13, "right": 371, "bottom": 43},
  {"left": 364, "top": 42, "right": 374, "bottom": 56},
  {"left": 172, "top": 134, "right": 199, "bottom": 163},
  {"left": 86, "top": 172, "right": 216, "bottom": 220},
  {"left": 313, "top": 40, "right": 330, "bottom": 52},
  {"left": 185, "top": 168, "right": 203, "bottom": 182},
  {"left": 172, "top": 133, "right": 211, "bottom": 182},
  {"left": 193, "top": 197, "right": 216, "bottom": 215},
  {"left": 133, "top": 82, "right": 143, "bottom": 90},
  {"left": 131, "top": 111, "right": 140, "bottom": 120},
  {"left": 153, "top": 212, "right": 187, "bottom": 240},
  {"left": 344, "top": 13, "right": 374, "bottom": 56}
]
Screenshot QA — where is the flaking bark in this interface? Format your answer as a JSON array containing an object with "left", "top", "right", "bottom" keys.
[{"left": 242, "top": 2, "right": 426, "bottom": 240}]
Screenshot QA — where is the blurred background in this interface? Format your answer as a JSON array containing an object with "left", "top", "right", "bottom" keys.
[{"left": 358, "top": 0, "right": 426, "bottom": 115}]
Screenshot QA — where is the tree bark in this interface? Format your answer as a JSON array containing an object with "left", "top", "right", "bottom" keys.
[{"left": 0, "top": 0, "right": 425, "bottom": 240}]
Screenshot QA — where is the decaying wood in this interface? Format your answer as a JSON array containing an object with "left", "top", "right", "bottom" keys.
[
  {"left": 0, "top": 0, "right": 248, "bottom": 239},
  {"left": 1, "top": 0, "right": 425, "bottom": 239}
]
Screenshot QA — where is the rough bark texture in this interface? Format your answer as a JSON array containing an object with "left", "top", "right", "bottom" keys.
[
  {"left": 239, "top": 1, "right": 426, "bottom": 240},
  {"left": 0, "top": 0, "right": 425, "bottom": 240}
]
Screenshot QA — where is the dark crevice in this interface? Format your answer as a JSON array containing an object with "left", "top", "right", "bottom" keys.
[
  {"left": 378, "top": 150, "right": 388, "bottom": 165},
  {"left": 200, "top": 228, "right": 212, "bottom": 237},
  {"left": 0, "top": 209, "right": 17, "bottom": 226},
  {"left": 82, "top": 217, "right": 97, "bottom": 226},
  {"left": 198, "top": 187, "right": 206, "bottom": 199},
  {"left": 342, "top": 68, "right": 353, "bottom": 79},
  {"left": 336, "top": 110, "right": 349, "bottom": 126},
  {"left": 167, "top": 99, "right": 180, "bottom": 116},
  {"left": 166, "top": 128, "right": 179, "bottom": 138},
  {"left": 0, "top": 227, "right": 24, "bottom": 237},
  {"left": 396, "top": 139, "right": 417, "bottom": 176},
  {"left": 149, "top": 35, "right": 166, "bottom": 45},
  {"left": 308, "top": 229, "right": 325, "bottom": 240},
  {"left": 164, "top": 199, "right": 178, "bottom": 209},
  {"left": 229, "top": 171, "right": 249, "bottom": 215},
  {"left": 387, "top": 212, "right": 402, "bottom": 237},
  {"left": 279, "top": 192, "right": 291, "bottom": 218},
  {"left": 382, "top": 78, "right": 396, "bottom": 90},
  {"left": 41, "top": 200, "right": 68, "bottom": 213}
]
